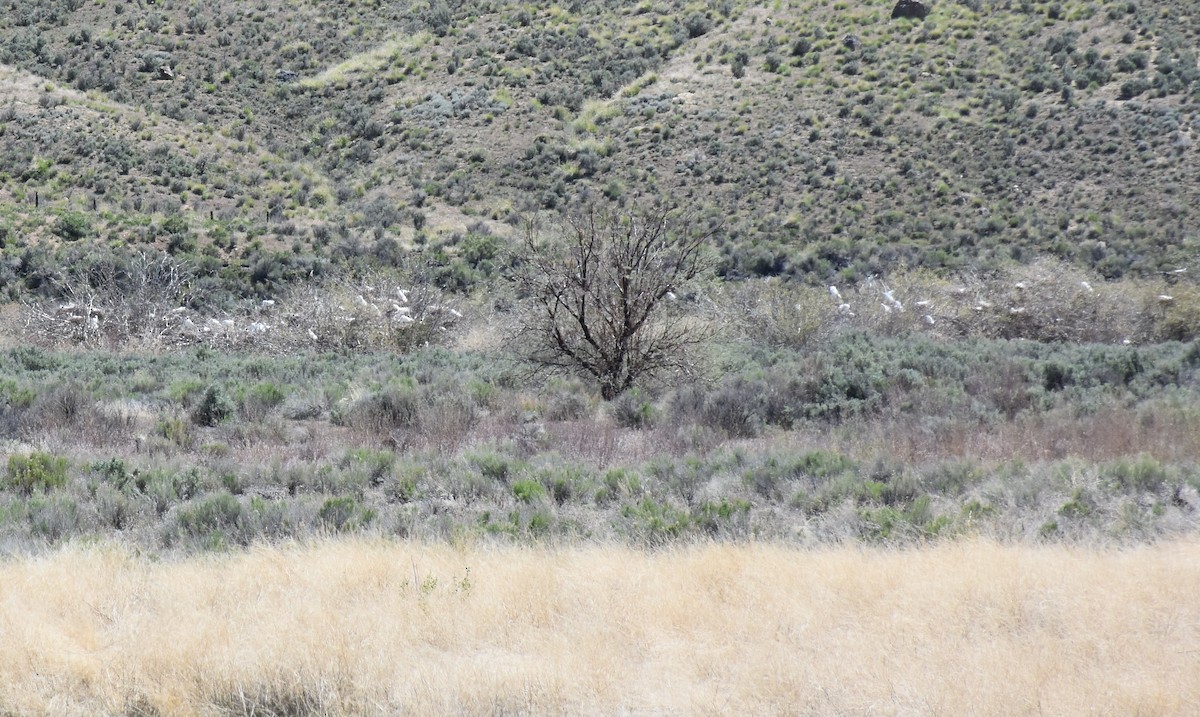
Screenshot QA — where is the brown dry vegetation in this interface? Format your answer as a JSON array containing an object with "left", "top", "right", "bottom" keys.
[{"left": 0, "top": 539, "right": 1196, "bottom": 716}]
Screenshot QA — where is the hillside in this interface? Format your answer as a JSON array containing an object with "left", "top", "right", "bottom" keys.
[{"left": 1, "top": 0, "right": 1197, "bottom": 299}]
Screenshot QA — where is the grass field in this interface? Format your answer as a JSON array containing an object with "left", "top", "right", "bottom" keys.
[{"left": 1, "top": 538, "right": 1196, "bottom": 716}]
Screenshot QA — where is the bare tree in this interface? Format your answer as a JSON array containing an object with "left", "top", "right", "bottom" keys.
[{"left": 515, "top": 202, "right": 716, "bottom": 400}]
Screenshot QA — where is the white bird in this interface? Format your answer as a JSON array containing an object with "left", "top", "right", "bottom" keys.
[
  {"left": 923, "top": 314, "right": 935, "bottom": 325},
  {"left": 915, "top": 300, "right": 932, "bottom": 308},
  {"left": 829, "top": 285, "right": 842, "bottom": 301},
  {"left": 665, "top": 291, "right": 677, "bottom": 301},
  {"left": 882, "top": 289, "right": 903, "bottom": 312},
  {"left": 262, "top": 299, "right": 275, "bottom": 307},
  {"left": 881, "top": 303, "right": 893, "bottom": 314},
  {"left": 837, "top": 303, "right": 853, "bottom": 314},
  {"left": 1158, "top": 294, "right": 1175, "bottom": 304},
  {"left": 448, "top": 308, "right": 463, "bottom": 319},
  {"left": 308, "top": 328, "right": 319, "bottom": 341},
  {"left": 396, "top": 288, "right": 408, "bottom": 303},
  {"left": 1014, "top": 282, "right": 1027, "bottom": 290},
  {"left": 171, "top": 306, "right": 187, "bottom": 313},
  {"left": 1080, "top": 281, "right": 1093, "bottom": 292}
]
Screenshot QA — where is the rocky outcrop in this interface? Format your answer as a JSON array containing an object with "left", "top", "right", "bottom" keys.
[{"left": 892, "top": 0, "right": 930, "bottom": 19}]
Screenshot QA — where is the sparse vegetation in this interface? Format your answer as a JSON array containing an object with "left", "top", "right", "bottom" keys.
[
  {"left": 0, "top": 325, "right": 1194, "bottom": 551},
  {"left": 0, "top": 0, "right": 1197, "bottom": 711}
]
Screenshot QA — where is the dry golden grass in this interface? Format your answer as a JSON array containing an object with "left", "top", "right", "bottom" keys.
[{"left": 1, "top": 539, "right": 1197, "bottom": 716}]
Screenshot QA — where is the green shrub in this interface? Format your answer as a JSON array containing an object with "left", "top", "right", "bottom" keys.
[
  {"left": 241, "top": 382, "right": 288, "bottom": 421},
  {"left": 177, "top": 492, "right": 245, "bottom": 537},
  {"left": 53, "top": 211, "right": 91, "bottom": 241},
  {"left": 1058, "top": 488, "right": 1094, "bottom": 518},
  {"left": 192, "top": 385, "right": 236, "bottom": 426},
  {"left": 694, "top": 498, "right": 751, "bottom": 536},
  {"left": 859, "top": 497, "right": 948, "bottom": 541},
  {"left": 599, "top": 468, "right": 641, "bottom": 503},
  {"left": 960, "top": 499, "right": 996, "bottom": 522},
  {"left": 797, "top": 450, "right": 859, "bottom": 479},
  {"left": 29, "top": 494, "right": 81, "bottom": 541},
  {"left": 0, "top": 379, "right": 36, "bottom": 409},
  {"left": 921, "top": 460, "right": 985, "bottom": 496},
  {"left": 339, "top": 385, "right": 421, "bottom": 432},
  {"left": 155, "top": 417, "right": 193, "bottom": 447},
  {"left": 471, "top": 451, "right": 515, "bottom": 482},
  {"left": 526, "top": 509, "right": 553, "bottom": 536},
  {"left": 318, "top": 496, "right": 375, "bottom": 532},
  {"left": 90, "top": 457, "right": 133, "bottom": 489},
  {"left": 5, "top": 452, "right": 69, "bottom": 494},
  {"left": 612, "top": 389, "right": 656, "bottom": 429},
  {"left": 622, "top": 498, "right": 691, "bottom": 544},
  {"left": 144, "top": 469, "right": 201, "bottom": 515},
  {"left": 697, "top": 379, "right": 764, "bottom": 438},
  {"left": 342, "top": 448, "right": 396, "bottom": 486},
  {"left": 1105, "top": 456, "right": 1169, "bottom": 493},
  {"left": 511, "top": 479, "right": 545, "bottom": 503}
]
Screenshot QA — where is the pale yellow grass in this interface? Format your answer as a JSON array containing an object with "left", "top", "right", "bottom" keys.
[
  {"left": 299, "top": 32, "right": 430, "bottom": 89},
  {"left": 1, "top": 539, "right": 1197, "bottom": 716}
]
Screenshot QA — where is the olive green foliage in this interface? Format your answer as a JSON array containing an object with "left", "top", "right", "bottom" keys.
[
  {"left": 5, "top": 452, "right": 69, "bottom": 494},
  {"left": 318, "top": 496, "right": 376, "bottom": 532},
  {"left": 52, "top": 212, "right": 91, "bottom": 242}
]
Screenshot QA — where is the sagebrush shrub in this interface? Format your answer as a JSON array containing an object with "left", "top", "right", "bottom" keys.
[
  {"left": 611, "top": 389, "right": 656, "bottom": 429},
  {"left": 318, "top": 496, "right": 375, "bottom": 532},
  {"left": 177, "top": 492, "right": 245, "bottom": 537},
  {"left": 341, "top": 385, "right": 421, "bottom": 433}
]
